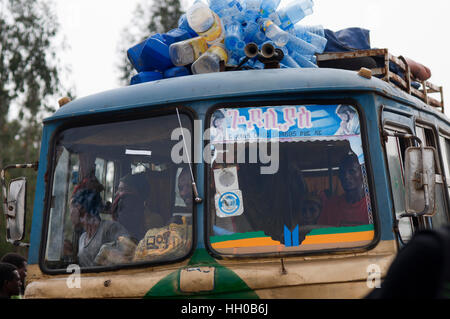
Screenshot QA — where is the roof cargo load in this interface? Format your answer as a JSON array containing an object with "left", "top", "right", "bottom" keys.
[{"left": 316, "top": 49, "right": 444, "bottom": 113}]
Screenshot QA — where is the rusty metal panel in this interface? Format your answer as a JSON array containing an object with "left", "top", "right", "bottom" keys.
[
  {"left": 316, "top": 49, "right": 388, "bottom": 62},
  {"left": 316, "top": 48, "right": 445, "bottom": 113},
  {"left": 24, "top": 240, "right": 397, "bottom": 299}
]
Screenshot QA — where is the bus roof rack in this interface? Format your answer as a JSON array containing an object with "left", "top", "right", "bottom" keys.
[{"left": 316, "top": 48, "right": 445, "bottom": 113}]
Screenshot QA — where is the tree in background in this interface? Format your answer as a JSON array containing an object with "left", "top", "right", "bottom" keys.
[
  {"left": 117, "top": 0, "right": 184, "bottom": 85},
  {"left": 0, "top": 0, "right": 69, "bottom": 257}
]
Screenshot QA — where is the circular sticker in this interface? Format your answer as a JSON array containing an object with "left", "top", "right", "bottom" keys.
[{"left": 218, "top": 192, "right": 241, "bottom": 215}]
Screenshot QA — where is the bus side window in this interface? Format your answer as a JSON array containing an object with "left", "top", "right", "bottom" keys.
[
  {"left": 439, "top": 135, "right": 450, "bottom": 199},
  {"left": 385, "top": 132, "right": 414, "bottom": 243},
  {"left": 416, "top": 126, "right": 449, "bottom": 228}
]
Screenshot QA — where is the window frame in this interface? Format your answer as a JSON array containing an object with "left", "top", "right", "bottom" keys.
[
  {"left": 414, "top": 121, "right": 450, "bottom": 229},
  {"left": 39, "top": 105, "right": 198, "bottom": 274},
  {"left": 382, "top": 122, "right": 416, "bottom": 245},
  {"left": 438, "top": 130, "right": 450, "bottom": 201},
  {"left": 204, "top": 98, "right": 380, "bottom": 259}
]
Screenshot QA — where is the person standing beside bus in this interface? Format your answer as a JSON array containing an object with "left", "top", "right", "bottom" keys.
[
  {"left": 0, "top": 253, "right": 27, "bottom": 297},
  {"left": 0, "top": 263, "right": 22, "bottom": 299}
]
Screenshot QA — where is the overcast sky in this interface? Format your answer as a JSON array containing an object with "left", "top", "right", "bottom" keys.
[{"left": 56, "top": 0, "right": 450, "bottom": 117}]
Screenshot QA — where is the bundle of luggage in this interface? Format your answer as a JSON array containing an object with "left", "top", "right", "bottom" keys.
[{"left": 126, "top": 0, "right": 432, "bottom": 88}]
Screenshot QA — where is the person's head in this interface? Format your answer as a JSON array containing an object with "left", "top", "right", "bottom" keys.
[
  {"left": 338, "top": 152, "right": 364, "bottom": 193},
  {"left": 71, "top": 176, "right": 104, "bottom": 229},
  {"left": 71, "top": 189, "right": 104, "bottom": 230},
  {"left": 300, "top": 195, "right": 322, "bottom": 225},
  {"left": 178, "top": 167, "right": 192, "bottom": 207},
  {"left": 118, "top": 173, "right": 149, "bottom": 199},
  {"left": 0, "top": 253, "right": 27, "bottom": 292},
  {"left": 72, "top": 174, "right": 104, "bottom": 196},
  {"left": 0, "top": 262, "right": 21, "bottom": 298},
  {"left": 336, "top": 104, "right": 356, "bottom": 122}
]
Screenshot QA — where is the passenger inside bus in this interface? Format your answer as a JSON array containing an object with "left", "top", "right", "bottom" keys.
[
  {"left": 71, "top": 188, "right": 134, "bottom": 267},
  {"left": 317, "top": 152, "right": 369, "bottom": 227},
  {"left": 111, "top": 173, "right": 149, "bottom": 241},
  {"left": 299, "top": 194, "right": 322, "bottom": 225},
  {"left": 64, "top": 173, "right": 105, "bottom": 261},
  {"left": 132, "top": 165, "right": 193, "bottom": 262}
]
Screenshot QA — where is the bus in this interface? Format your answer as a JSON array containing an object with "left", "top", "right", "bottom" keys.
[{"left": 1, "top": 48, "right": 449, "bottom": 299}]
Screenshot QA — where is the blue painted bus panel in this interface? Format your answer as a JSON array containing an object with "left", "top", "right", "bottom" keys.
[
  {"left": 45, "top": 68, "right": 447, "bottom": 124},
  {"left": 28, "top": 123, "right": 58, "bottom": 264}
]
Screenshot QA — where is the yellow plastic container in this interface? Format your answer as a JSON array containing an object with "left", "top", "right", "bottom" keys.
[{"left": 169, "top": 36, "right": 209, "bottom": 66}]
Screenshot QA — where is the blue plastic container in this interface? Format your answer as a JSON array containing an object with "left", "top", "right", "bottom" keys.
[
  {"left": 224, "top": 21, "right": 244, "bottom": 53},
  {"left": 260, "top": 19, "right": 289, "bottom": 47},
  {"left": 294, "top": 24, "right": 325, "bottom": 38},
  {"left": 260, "top": 0, "right": 280, "bottom": 17},
  {"left": 130, "top": 71, "right": 163, "bottom": 85},
  {"left": 281, "top": 54, "right": 301, "bottom": 68},
  {"left": 290, "top": 52, "right": 317, "bottom": 68},
  {"left": 242, "top": 9, "right": 260, "bottom": 42},
  {"left": 245, "top": 0, "right": 262, "bottom": 13},
  {"left": 163, "top": 66, "right": 191, "bottom": 78},
  {"left": 162, "top": 28, "right": 192, "bottom": 44},
  {"left": 210, "top": 0, "right": 245, "bottom": 18},
  {"left": 140, "top": 36, "right": 174, "bottom": 71},
  {"left": 178, "top": 14, "right": 198, "bottom": 38},
  {"left": 272, "top": 0, "right": 313, "bottom": 30},
  {"left": 253, "top": 29, "right": 267, "bottom": 44},
  {"left": 128, "top": 28, "right": 191, "bottom": 73},
  {"left": 228, "top": 52, "right": 241, "bottom": 65},
  {"left": 293, "top": 25, "right": 327, "bottom": 53},
  {"left": 127, "top": 39, "right": 148, "bottom": 73},
  {"left": 286, "top": 33, "right": 317, "bottom": 56}
]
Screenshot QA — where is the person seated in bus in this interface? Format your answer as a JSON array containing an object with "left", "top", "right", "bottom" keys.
[
  {"left": 296, "top": 193, "right": 332, "bottom": 243},
  {"left": 71, "top": 188, "right": 134, "bottom": 267},
  {"left": 133, "top": 166, "right": 193, "bottom": 262},
  {"left": 63, "top": 175, "right": 105, "bottom": 261},
  {"left": 299, "top": 194, "right": 322, "bottom": 226},
  {"left": 317, "top": 152, "right": 369, "bottom": 227},
  {"left": 111, "top": 173, "right": 149, "bottom": 241}
]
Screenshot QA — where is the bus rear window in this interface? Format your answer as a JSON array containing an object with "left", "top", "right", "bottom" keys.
[{"left": 207, "top": 104, "right": 375, "bottom": 255}]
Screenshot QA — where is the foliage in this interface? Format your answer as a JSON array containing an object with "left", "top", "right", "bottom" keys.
[
  {"left": 0, "top": 0, "right": 66, "bottom": 258},
  {"left": 116, "top": 0, "right": 184, "bottom": 85}
]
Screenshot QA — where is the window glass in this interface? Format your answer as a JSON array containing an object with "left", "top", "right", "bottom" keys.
[
  {"left": 207, "top": 104, "right": 375, "bottom": 255},
  {"left": 415, "top": 126, "right": 425, "bottom": 145},
  {"left": 439, "top": 135, "right": 450, "bottom": 198},
  {"left": 415, "top": 126, "right": 448, "bottom": 228},
  {"left": 385, "top": 134, "right": 413, "bottom": 242},
  {"left": 44, "top": 113, "right": 194, "bottom": 270}
]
